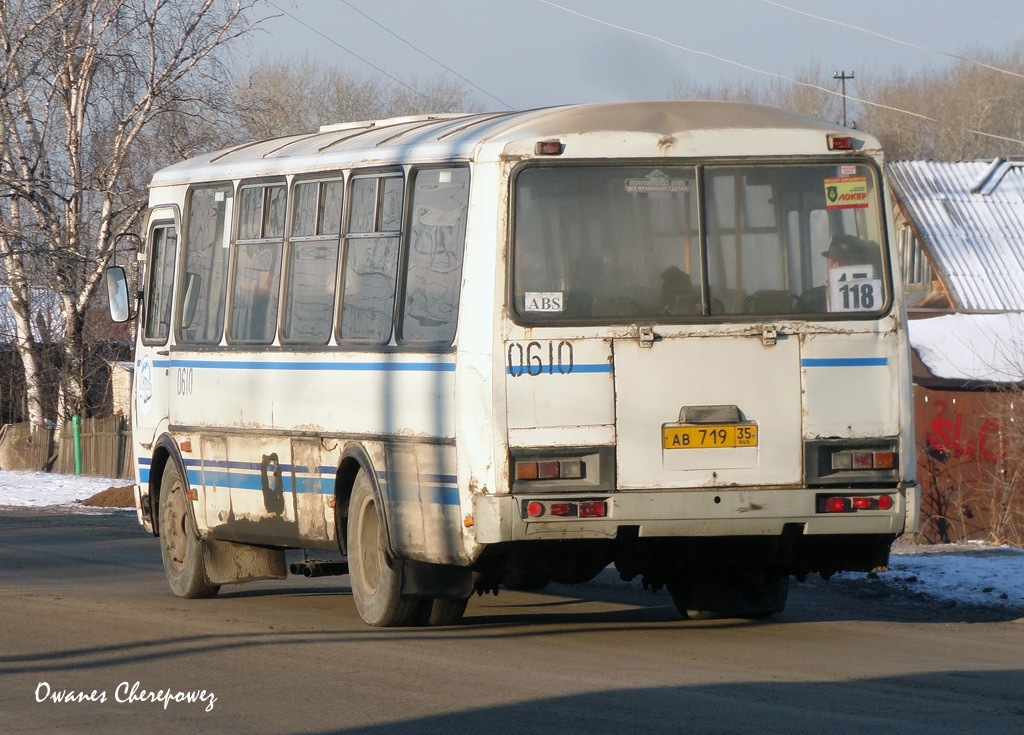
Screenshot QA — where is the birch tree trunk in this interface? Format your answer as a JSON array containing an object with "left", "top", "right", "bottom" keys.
[{"left": 0, "top": 0, "right": 256, "bottom": 421}]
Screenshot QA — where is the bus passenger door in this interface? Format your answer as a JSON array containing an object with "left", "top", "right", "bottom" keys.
[{"left": 134, "top": 216, "right": 178, "bottom": 479}]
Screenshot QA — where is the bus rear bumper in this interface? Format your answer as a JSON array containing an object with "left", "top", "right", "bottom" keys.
[{"left": 472, "top": 485, "right": 918, "bottom": 544}]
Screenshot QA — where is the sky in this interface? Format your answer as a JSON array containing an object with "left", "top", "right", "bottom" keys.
[{"left": 241, "top": 0, "right": 1024, "bottom": 115}]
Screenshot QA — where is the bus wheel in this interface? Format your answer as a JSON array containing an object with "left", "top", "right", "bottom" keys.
[
  {"left": 421, "top": 597, "right": 469, "bottom": 626},
  {"left": 347, "top": 470, "right": 423, "bottom": 627},
  {"left": 668, "top": 568, "right": 788, "bottom": 621},
  {"left": 159, "top": 461, "right": 219, "bottom": 599}
]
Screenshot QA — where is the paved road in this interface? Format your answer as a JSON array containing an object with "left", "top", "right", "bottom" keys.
[{"left": 1, "top": 509, "right": 1022, "bottom": 735}]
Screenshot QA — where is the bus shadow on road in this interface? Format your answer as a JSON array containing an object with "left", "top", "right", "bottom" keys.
[{"left": 303, "top": 670, "right": 1024, "bottom": 735}]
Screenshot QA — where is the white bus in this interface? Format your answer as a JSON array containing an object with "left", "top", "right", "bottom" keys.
[{"left": 108, "top": 101, "right": 919, "bottom": 626}]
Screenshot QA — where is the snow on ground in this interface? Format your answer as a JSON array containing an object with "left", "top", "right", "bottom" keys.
[
  {"left": 2, "top": 470, "right": 1023, "bottom": 614},
  {"left": 0, "top": 469, "right": 131, "bottom": 511}
]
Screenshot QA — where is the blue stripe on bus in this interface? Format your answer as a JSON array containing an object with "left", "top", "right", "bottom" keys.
[
  {"left": 801, "top": 357, "right": 888, "bottom": 367},
  {"left": 170, "top": 359, "right": 454, "bottom": 372},
  {"left": 181, "top": 467, "right": 459, "bottom": 504}
]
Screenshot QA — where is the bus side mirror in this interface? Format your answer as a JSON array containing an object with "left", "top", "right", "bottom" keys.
[
  {"left": 182, "top": 272, "right": 201, "bottom": 328},
  {"left": 105, "top": 266, "right": 132, "bottom": 323}
]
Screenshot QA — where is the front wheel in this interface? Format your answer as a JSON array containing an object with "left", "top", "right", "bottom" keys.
[
  {"left": 346, "top": 470, "right": 424, "bottom": 627},
  {"left": 159, "top": 461, "right": 219, "bottom": 599}
]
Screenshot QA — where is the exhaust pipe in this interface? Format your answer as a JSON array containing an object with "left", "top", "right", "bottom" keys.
[{"left": 290, "top": 560, "right": 349, "bottom": 578}]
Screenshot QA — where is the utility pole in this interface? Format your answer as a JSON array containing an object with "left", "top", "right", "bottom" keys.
[{"left": 833, "top": 70, "right": 855, "bottom": 127}]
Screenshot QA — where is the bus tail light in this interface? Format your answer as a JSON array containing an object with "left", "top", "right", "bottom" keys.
[
  {"left": 818, "top": 494, "right": 895, "bottom": 513},
  {"left": 809, "top": 440, "right": 900, "bottom": 487},
  {"left": 521, "top": 499, "right": 609, "bottom": 520},
  {"left": 828, "top": 134, "right": 856, "bottom": 150},
  {"left": 535, "top": 140, "right": 564, "bottom": 155},
  {"left": 831, "top": 450, "right": 896, "bottom": 471},
  {"left": 514, "top": 459, "right": 585, "bottom": 481}
]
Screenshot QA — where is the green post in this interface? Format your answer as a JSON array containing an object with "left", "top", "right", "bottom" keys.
[{"left": 72, "top": 414, "right": 82, "bottom": 476}]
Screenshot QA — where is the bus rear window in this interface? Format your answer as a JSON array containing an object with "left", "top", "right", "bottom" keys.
[
  {"left": 513, "top": 166, "right": 701, "bottom": 321},
  {"left": 511, "top": 163, "right": 888, "bottom": 322}
]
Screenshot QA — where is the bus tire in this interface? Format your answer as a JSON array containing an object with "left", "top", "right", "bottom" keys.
[
  {"left": 669, "top": 568, "right": 788, "bottom": 621},
  {"left": 423, "top": 597, "right": 469, "bottom": 626},
  {"left": 159, "top": 461, "right": 219, "bottom": 599},
  {"left": 347, "top": 469, "right": 423, "bottom": 627}
]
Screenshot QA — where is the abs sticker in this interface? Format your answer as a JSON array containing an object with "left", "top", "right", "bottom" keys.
[
  {"left": 524, "top": 291, "right": 563, "bottom": 312},
  {"left": 824, "top": 176, "right": 869, "bottom": 210}
]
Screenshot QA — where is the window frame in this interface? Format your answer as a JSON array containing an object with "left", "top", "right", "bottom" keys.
[
  {"left": 175, "top": 182, "right": 234, "bottom": 346},
  {"left": 279, "top": 172, "right": 346, "bottom": 346},
  {"left": 335, "top": 168, "right": 406, "bottom": 346},
  {"left": 395, "top": 163, "right": 472, "bottom": 350},
  {"left": 226, "top": 178, "right": 288, "bottom": 346},
  {"left": 506, "top": 156, "right": 893, "bottom": 327},
  {"left": 141, "top": 213, "right": 180, "bottom": 347}
]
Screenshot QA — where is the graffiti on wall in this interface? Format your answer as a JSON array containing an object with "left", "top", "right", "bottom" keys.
[{"left": 925, "top": 399, "right": 1001, "bottom": 463}]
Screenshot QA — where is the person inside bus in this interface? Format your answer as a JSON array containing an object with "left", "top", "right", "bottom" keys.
[
  {"left": 797, "top": 234, "right": 881, "bottom": 312},
  {"left": 659, "top": 265, "right": 700, "bottom": 315}
]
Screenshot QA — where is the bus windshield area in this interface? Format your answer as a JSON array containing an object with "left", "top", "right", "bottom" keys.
[{"left": 512, "top": 163, "right": 888, "bottom": 322}]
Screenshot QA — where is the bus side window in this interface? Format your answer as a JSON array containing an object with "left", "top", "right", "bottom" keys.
[
  {"left": 338, "top": 172, "right": 404, "bottom": 344},
  {"left": 143, "top": 224, "right": 177, "bottom": 344},
  {"left": 228, "top": 183, "right": 286, "bottom": 344},
  {"left": 177, "top": 185, "right": 231, "bottom": 345},
  {"left": 280, "top": 178, "right": 343, "bottom": 344},
  {"left": 398, "top": 167, "right": 470, "bottom": 347}
]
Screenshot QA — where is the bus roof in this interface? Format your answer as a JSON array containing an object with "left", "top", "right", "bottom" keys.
[{"left": 150, "top": 101, "right": 880, "bottom": 187}]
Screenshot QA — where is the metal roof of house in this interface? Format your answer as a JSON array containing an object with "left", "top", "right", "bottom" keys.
[{"left": 888, "top": 159, "right": 1024, "bottom": 310}]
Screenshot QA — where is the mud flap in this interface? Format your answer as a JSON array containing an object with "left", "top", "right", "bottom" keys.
[
  {"left": 202, "top": 539, "right": 287, "bottom": 585},
  {"left": 400, "top": 559, "right": 473, "bottom": 599}
]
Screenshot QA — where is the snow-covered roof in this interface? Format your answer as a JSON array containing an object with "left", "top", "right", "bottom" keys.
[
  {"left": 150, "top": 101, "right": 879, "bottom": 187},
  {"left": 909, "top": 312, "right": 1024, "bottom": 384},
  {"left": 888, "top": 159, "right": 1024, "bottom": 310}
]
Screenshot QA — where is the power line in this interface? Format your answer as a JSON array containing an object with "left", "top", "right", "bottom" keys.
[
  {"left": 761, "top": 0, "right": 1024, "bottom": 80},
  {"left": 336, "top": 0, "right": 513, "bottom": 110},
  {"left": 261, "top": 0, "right": 439, "bottom": 108},
  {"left": 535, "top": 0, "right": 1024, "bottom": 148}
]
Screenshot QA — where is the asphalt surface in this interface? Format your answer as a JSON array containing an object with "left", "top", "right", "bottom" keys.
[{"left": 1, "top": 508, "right": 1022, "bottom": 735}]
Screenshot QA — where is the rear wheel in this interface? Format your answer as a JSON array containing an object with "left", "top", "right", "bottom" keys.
[
  {"left": 159, "top": 461, "right": 219, "bottom": 599},
  {"left": 422, "top": 597, "right": 469, "bottom": 626},
  {"left": 347, "top": 469, "right": 423, "bottom": 627},
  {"left": 668, "top": 568, "right": 788, "bottom": 621}
]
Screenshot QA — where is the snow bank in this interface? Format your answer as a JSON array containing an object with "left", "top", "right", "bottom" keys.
[
  {"left": 0, "top": 469, "right": 130, "bottom": 509},
  {"left": 909, "top": 312, "right": 1024, "bottom": 382}
]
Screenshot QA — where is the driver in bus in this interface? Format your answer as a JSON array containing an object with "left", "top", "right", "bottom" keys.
[{"left": 797, "top": 234, "right": 880, "bottom": 312}]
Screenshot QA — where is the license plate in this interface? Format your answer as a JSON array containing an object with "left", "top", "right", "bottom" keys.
[{"left": 662, "top": 423, "right": 758, "bottom": 449}]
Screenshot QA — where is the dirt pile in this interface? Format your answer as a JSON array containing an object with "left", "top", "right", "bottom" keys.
[{"left": 78, "top": 485, "right": 134, "bottom": 508}]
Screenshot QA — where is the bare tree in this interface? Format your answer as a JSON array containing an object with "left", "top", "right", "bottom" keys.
[
  {"left": 671, "top": 61, "right": 840, "bottom": 122},
  {"left": 0, "top": 0, "right": 257, "bottom": 424},
  {"left": 858, "top": 48, "right": 1024, "bottom": 160},
  {"left": 235, "top": 56, "right": 480, "bottom": 141}
]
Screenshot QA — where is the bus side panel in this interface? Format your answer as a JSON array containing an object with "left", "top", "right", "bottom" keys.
[
  {"left": 800, "top": 329, "right": 901, "bottom": 439},
  {"left": 290, "top": 438, "right": 330, "bottom": 542},
  {"left": 385, "top": 443, "right": 470, "bottom": 566}
]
